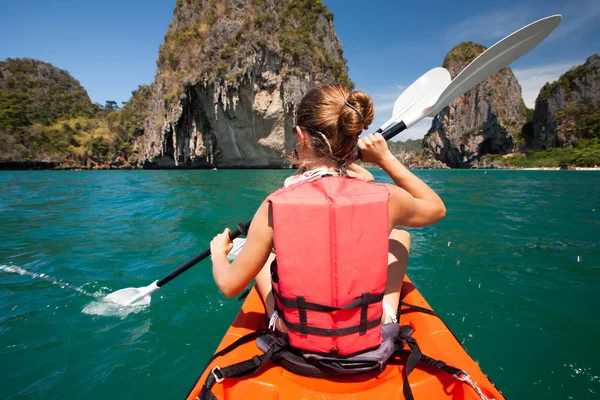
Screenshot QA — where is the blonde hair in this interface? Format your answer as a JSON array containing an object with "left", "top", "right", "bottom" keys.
[{"left": 293, "top": 85, "right": 374, "bottom": 172}]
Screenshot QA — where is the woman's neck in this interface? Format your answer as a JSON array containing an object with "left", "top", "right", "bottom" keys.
[{"left": 298, "top": 159, "right": 337, "bottom": 174}]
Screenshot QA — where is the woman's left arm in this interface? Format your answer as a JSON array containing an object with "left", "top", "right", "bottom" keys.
[
  {"left": 211, "top": 200, "right": 273, "bottom": 298},
  {"left": 346, "top": 162, "right": 374, "bottom": 182}
]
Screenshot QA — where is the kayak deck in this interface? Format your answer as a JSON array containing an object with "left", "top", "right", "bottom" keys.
[{"left": 186, "top": 276, "right": 504, "bottom": 399}]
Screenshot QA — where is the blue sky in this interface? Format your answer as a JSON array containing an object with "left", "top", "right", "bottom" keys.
[{"left": 1, "top": 0, "right": 598, "bottom": 140}]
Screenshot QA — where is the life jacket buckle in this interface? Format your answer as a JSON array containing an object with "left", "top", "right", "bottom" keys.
[
  {"left": 211, "top": 366, "right": 224, "bottom": 383},
  {"left": 268, "top": 311, "right": 279, "bottom": 331},
  {"left": 454, "top": 370, "right": 493, "bottom": 400}
]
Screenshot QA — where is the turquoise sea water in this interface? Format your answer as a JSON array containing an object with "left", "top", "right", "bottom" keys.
[{"left": 1, "top": 169, "right": 599, "bottom": 399}]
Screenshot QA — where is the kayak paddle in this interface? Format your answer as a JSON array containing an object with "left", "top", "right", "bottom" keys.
[
  {"left": 103, "top": 221, "right": 252, "bottom": 306},
  {"left": 380, "top": 14, "right": 562, "bottom": 141}
]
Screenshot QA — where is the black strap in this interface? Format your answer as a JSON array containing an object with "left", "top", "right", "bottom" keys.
[
  {"left": 272, "top": 290, "right": 384, "bottom": 338},
  {"left": 273, "top": 289, "right": 384, "bottom": 312},
  {"left": 359, "top": 293, "right": 368, "bottom": 335},
  {"left": 297, "top": 296, "right": 308, "bottom": 337},
  {"left": 402, "top": 337, "right": 423, "bottom": 400},
  {"left": 400, "top": 301, "right": 438, "bottom": 317},
  {"left": 201, "top": 329, "right": 270, "bottom": 375},
  {"left": 419, "top": 353, "right": 463, "bottom": 376},
  {"left": 237, "top": 288, "right": 251, "bottom": 302},
  {"left": 200, "top": 345, "right": 278, "bottom": 400},
  {"left": 187, "top": 329, "right": 270, "bottom": 399},
  {"left": 280, "top": 313, "right": 382, "bottom": 337},
  {"left": 392, "top": 326, "right": 467, "bottom": 400}
]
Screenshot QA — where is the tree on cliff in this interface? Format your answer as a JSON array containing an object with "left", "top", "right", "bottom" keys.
[{"left": 104, "top": 100, "right": 119, "bottom": 111}]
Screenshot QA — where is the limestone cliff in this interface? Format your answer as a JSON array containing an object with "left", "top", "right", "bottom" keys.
[
  {"left": 142, "top": 0, "right": 351, "bottom": 168},
  {"left": 532, "top": 54, "right": 600, "bottom": 150},
  {"left": 423, "top": 42, "right": 527, "bottom": 168}
]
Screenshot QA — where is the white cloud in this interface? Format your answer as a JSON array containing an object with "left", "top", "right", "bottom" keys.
[{"left": 513, "top": 61, "right": 583, "bottom": 108}]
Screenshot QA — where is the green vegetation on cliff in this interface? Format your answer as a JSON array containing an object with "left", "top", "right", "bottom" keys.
[
  {"left": 279, "top": 0, "right": 351, "bottom": 87},
  {"left": 443, "top": 42, "right": 487, "bottom": 67},
  {"left": 156, "top": 0, "right": 352, "bottom": 103},
  {"left": 0, "top": 58, "right": 96, "bottom": 163},
  {"left": 0, "top": 58, "right": 149, "bottom": 167},
  {"left": 482, "top": 138, "right": 600, "bottom": 168},
  {"left": 0, "top": 58, "right": 95, "bottom": 131},
  {"left": 554, "top": 103, "right": 600, "bottom": 140}
]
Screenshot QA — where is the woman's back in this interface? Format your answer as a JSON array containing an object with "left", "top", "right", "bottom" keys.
[{"left": 267, "top": 175, "right": 390, "bottom": 354}]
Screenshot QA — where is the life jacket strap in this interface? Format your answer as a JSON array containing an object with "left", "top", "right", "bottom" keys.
[
  {"left": 273, "top": 289, "right": 385, "bottom": 312},
  {"left": 273, "top": 288, "right": 384, "bottom": 337},
  {"left": 279, "top": 312, "right": 382, "bottom": 337}
]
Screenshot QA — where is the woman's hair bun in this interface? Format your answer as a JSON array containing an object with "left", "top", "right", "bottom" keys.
[{"left": 338, "top": 90, "right": 375, "bottom": 137}]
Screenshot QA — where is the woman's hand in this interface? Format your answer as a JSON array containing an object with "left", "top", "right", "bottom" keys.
[
  {"left": 357, "top": 133, "right": 395, "bottom": 165},
  {"left": 210, "top": 228, "right": 233, "bottom": 259}
]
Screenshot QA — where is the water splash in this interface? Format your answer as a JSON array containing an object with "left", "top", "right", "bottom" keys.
[
  {"left": 0, "top": 264, "right": 97, "bottom": 298},
  {"left": 81, "top": 301, "right": 147, "bottom": 319},
  {"left": 0, "top": 264, "right": 148, "bottom": 318}
]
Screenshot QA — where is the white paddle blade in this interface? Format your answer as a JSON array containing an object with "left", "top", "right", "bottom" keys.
[
  {"left": 379, "top": 68, "right": 451, "bottom": 132},
  {"left": 227, "top": 238, "right": 247, "bottom": 261},
  {"left": 389, "top": 71, "right": 452, "bottom": 130},
  {"left": 431, "top": 15, "right": 561, "bottom": 117},
  {"left": 103, "top": 280, "right": 159, "bottom": 306}
]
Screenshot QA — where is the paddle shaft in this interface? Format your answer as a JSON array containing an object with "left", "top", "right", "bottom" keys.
[
  {"left": 156, "top": 220, "right": 252, "bottom": 287},
  {"left": 381, "top": 121, "right": 407, "bottom": 141}
]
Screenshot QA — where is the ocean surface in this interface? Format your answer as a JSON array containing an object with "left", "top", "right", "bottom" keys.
[{"left": 1, "top": 169, "right": 599, "bottom": 399}]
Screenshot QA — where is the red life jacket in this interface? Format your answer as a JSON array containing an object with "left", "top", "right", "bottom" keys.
[{"left": 266, "top": 175, "right": 390, "bottom": 355}]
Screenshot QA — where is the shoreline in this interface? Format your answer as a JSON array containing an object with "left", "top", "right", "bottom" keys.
[
  {"left": 2, "top": 160, "right": 599, "bottom": 172},
  {"left": 504, "top": 167, "right": 600, "bottom": 171},
  {"left": 2, "top": 166, "right": 600, "bottom": 171}
]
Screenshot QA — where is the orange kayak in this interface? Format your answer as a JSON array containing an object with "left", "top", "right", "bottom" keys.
[{"left": 186, "top": 276, "right": 504, "bottom": 399}]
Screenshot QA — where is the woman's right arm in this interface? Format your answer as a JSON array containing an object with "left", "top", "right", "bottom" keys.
[
  {"left": 358, "top": 133, "right": 446, "bottom": 228},
  {"left": 211, "top": 200, "right": 274, "bottom": 298}
]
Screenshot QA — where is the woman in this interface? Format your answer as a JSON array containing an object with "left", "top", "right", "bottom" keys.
[{"left": 210, "top": 85, "right": 445, "bottom": 354}]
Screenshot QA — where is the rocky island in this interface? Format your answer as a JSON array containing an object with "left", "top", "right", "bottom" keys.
[{"left": 143, "top": 0, "right": 350, "bottom": 168}]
